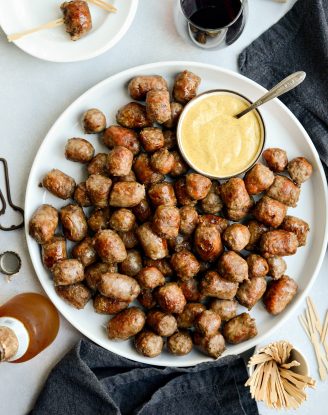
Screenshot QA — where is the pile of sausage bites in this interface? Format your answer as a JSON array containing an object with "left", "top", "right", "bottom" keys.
[{"left": 29, "top": 70, "right": 313, "bottom": 359}]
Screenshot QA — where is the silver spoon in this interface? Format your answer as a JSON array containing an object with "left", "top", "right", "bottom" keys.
[{"left": 235, "top": 71, "right": 306, "bottom": 119}]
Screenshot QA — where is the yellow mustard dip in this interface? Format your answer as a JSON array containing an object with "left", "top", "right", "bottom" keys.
[{"left": 179, "top": 93, "right": 264, "bottom": 177}]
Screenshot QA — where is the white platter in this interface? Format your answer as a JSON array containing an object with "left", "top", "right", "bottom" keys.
[
  {"left": 25, "top": 61, "right": 328, "bottom": 366},
  {"left": 0, "top": 0, "right": 138, "bottom": 62}
]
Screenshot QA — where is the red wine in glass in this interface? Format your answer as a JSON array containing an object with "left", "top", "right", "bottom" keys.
[{"left": 180, "top": 0, "right": 247, "bottom": 47}]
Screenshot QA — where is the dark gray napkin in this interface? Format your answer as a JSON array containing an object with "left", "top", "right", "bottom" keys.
[
  {"left": 239, "top": 0, "right": 328, "bottom": 172},
  {"left": 31, "top": 339, "right": 258, "bottom": 415}
]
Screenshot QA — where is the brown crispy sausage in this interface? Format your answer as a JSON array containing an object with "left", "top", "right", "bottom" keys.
[
  {"left": 152, "top": 206, "right": 180, "bottom": 239},
  {"left": 136, "top": 266, "right": 165, "bottom": 289},
  {"left": 55, "top": 283, "right": 91, "bottom": 309},
  {"left": 146, "top": 309, "right": 177, "bottom": 336},
  {"left": 263, "top": 275, "right": 298, "bottom": 315},
  {"left": 29, "top": 204, "right": 58, "bottom": 244},
  {"left": 262, "top": 148, "right": 288, "bottom": 172},
  {"left": 107, "top": 307, "right": 146, "bottom": 340},
  {"left": 287, "top": 157, "right": 313, "bottom": 185},
  {"left": 42, "top": 169, "right": 76, "bottom": 200},
  {"left": 93, "top": 294, "right": 129, "bottom": 315},
  {"left": 87, "top": 207, "right": 111, "bottom": 233},
  {"left": 260, "top": 230, "right": 298, "bottom": 258},
  {"left": 194, "top": 310, "right": 221, "bottom": 337},
  {"left": 236, "top": 277, "right": 267, "bottom": 310},
  {"left": 116, "top": 102, "right": 152, "bottom": 129},
  {"left": 98, "top": 272, "right": 140, "bottom": 302},
  {"left": 106, "top": 146, "right": 133, "bottom": 176},
  {"left": 200, "top": 182, "right": 223, "bottom": 214},
  {"left": 60, "top": 204, "right": 88, "bottom": 242},
  {"left": 200, "top": 271, "right": 238, "bottom": 300},
  {"left": 71, "top": 236, "right": 97, "bottom": 267},
  {"left": 94, "top": 229, "right": 127, "bottom": 263},
  {"left": 74, "top": 182, "right": 91, "bottom": 207},
  {"left": 163, "top": 102, "right": 183, "bottom": 129},
  {"left": 173, "top": 70, "right": 201, "bottom": 104},
  {"left": 84, "top": 262, "right": 117, "bottom": 291},
  {"left": 167, "top": 331, "right": 193, "bottom": 355},
  {"left": 193, "top": 332, "right": 225, "bottom": 358},
  {"left": 171, "top": 250, "right": 200, "bottom": 280},
  {"left": 118, "top": 229, "right": 139, "bottom": 249},
  {"left": 136, "top": 222, "right": 168, "bottom": 260},
  {"left": 53, "top": 259, "right": 84, "bottom": 286},
  {"left": 137, "top": 289, "right": 156, "bottom": 309},
  {"left": 61, "top": 1, "right": 92, "bottom": 41},
  {"left": 220, "top": 178, "right": 252, "bottom": 211},
  {"left": 82, "top": 108, "right": 106, "bottom": 134},
  {"left": 223, "top": 313, "right": 257, "bottom": 344},
  {"left": 244, "top": 163, "right": 274, "bottom": 195},
  {"left": 144, "top": 258, "right": 173, "bottom": 277},
  {"left": 148, "top": 182, "right": 177, "bottom": 206},
  {"left": 174, "top": 178, "right": 196, "bottom": 207},
  {"left": 194, "top": 225, "right": 223, "bottom": 262},
  {"left": 217, "top": 251, "right": 248, "bottom": 283},
  {"left": 87, "top": 153, "right": 108, "bottom": 176},
  {"left": 150, "top": 148, "right": 174, "bottom": 174},
  {"left": 198, "top": 215, "right": 229, "bottom": 234},
  {"left": 103, "top": 125, "right": 140, "bottom": 155},
  {"left": 179, "top": 206, "right": 199, "bottom": 235},
  {"left": 246, "top": 254, "right": 269, "bottom": 278},
  {"left": 86, "top": 174, "right": 112, "bottom": 208},
  {"left": 109, "top": 182, "right": 146, "bottom": 207},
  {"left": 266, "top": 175, "right": 300, "bottom": 207},
  {"left": 253, "top": 196, "right": 287, "bottom": 228},
  {"left": 109, "top": 208, "right": 136, "bottom": 232},
  {"left": 146, "top": 89, "right": 171, "bottom": 124},
  {"left": 186, "top": 173, "right": 212, "bottom": 200},
  {"left": 176, "top": 303, "right": 206, "bottom": 329},
  {"left": 156, "top": 282, "right": 186, "bottom": 314},
  {"left": 133, "top": 153, "right": 164, "bottom": 185},
  {"left": 132, "top": 199, "right": 152, "bottom": 223},
  {"left": 65, "top": 138, "right": 94, "bottom": 163},
  {"left": 134, "top": 330, "right": 164, "bottom": 357},
  {"left": 119, "top": 249, "right": 143, "bottom": 277},
  {"left": 139, "top": 127, "right": 164, "bottom": 152},
  {"left": 178, "top": 278, "right": 202, "bottom": 302},
  {"left": 280, "top": 215, "right": 310, "bottom": 247},
  {"left": 128, "top": 75, "right": 168, "bottom": 100},
  {"left": 266, "top": 256, "right": 287, "bottom": 280},
  {"left": 210, "top": 299, "right": 238, "bottom": 322},
  {"left": 170, "top": 151, "right": 189, "bottom": 177},
  {"left": 245, "top": 220, "right": 268, "bottom": 251},
  {"left": 222, "top": 224, "right": 250, "bottom": 252},
  {"left": 163, "top": 130, "right": 177, "bottom": 150},
  {"left": 42, "top": 235, "right": 67, "bottom": 270}
]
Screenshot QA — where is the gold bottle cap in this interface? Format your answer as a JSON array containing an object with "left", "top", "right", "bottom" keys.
[{"left": 0, "top": 326, "right": 18, "bottom": 362}]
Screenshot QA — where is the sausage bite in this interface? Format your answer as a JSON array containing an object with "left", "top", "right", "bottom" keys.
[
  {"left": 128, "top": 75, "right": 168, "bottom": 100},
  {"left": 146, "top": 89, "right": 171, "bottom": 124},
  {"left": 93, "top": 295, "right": 129, "bottom": 315},
  {"left": 56, "top": 283, "right": 91, "bottom": 309},
  {"left": 253, "top": 196, "right": 287, "bottom": 228},
  {"left": 139, "top": 127, "right": 164, "bottom": 153},
  {"left": 60, "top": 204, "right": 88, "bottom": 242},
  {"left": 260, "top": 230, "right": 298, "bottom": 258},
  {"left": 194, "top": 225, "right": 223, "bottom": 262},
  {"left": 116, "top": 102, "right": 152, "bottom": 129},
  {"left": 148, "top": 182, "right": 177, "bottom": 206},
  {"left": 198, "top": 214, "right": 229, "bottom": 234},
  {"left": 74, "top": 182, "right": 91, "bottom": 207},
  {"left": 136, "top": 266, "right": 165, "bottom": 289},
  {"left": 280, "top": 215, "right": 310, "bottom": 247},
  {"left": 287, "top": 157, "right": 313, "bottom": 185},
  {"left": 84, "top": 262, "right": 117, "bottom": 291},
  {"left": 146, "top": 309, "right": 177, "bottom": 336},
  {"left": 86, "top": 174, "right": 112, "bottom": 207},
  {"left": 186, "top": 173, "right": 212, "bottom": 200},
  {"left": 65, "top": 138, "right": 94, "bottom": 163},
  {"left": 107, "top": 307, "right": 146, "bottom": 340},
  {"left": 156, "top": 282, "right": 186, "bottom": 314},
  {"left": 173, "top": 70, "right": 201, "bottom": 104},
  {"left": 152, "top": 206, "right": 180, "bottom": 239},
  {"left": 179, "top": 206, "right": 199, "bottom": 235},
  {"left": 263, "top": 275, "right": 298, "bottom": 315},
  {"left": 221, "top": 178, "right": 253, "bottom": 220},
  {"left": 262, "top": 148, "right": 288, "bottom": 172},
  {"left": 82, "top": 108, "right": 106, "bottom": 134},
  {"left": 193, "top": 332, "right": 225, "bottom": 358},
  {"left": 103, "top": 125, "right": 140, "bottom": 155},
  {"left": 266, "top": 256, "right": 287, "bottom": 280},
  {"left": 245, "top": 220, "right": 268, "bottom": 251},
  {"left": 223, "top": 313, "right": 257, "bottom": 344},
  {"left": 52, "top": 259, "right": 84, "bottom": 286},
  {"left": 119, "top": 249, "right": 143, "bottom": 277},
  {"left": 171, "top": 250, "right": 200, "bottom": 280},
  {"left": 200, "top": 182, "right": 223, "bottom": 214},
  {"left": 98, "top": 272, "right": 140, "bottom": 302},
  {"left": 94, "top": 229, "right": 127, "bottom": 263},
  {"left": 87, "top": 153, "right": 108, "bottom": 176},
  {"left": 174, "top": 178, "right": 197, "bottom": 207},
  {"left": 246, "top": 254, "right": 269, "bottom": 278},
  {"left": 132, "top": 199, "right": 152, "bottom": 223},
  {"left": 163, "top": 102, "right": 183, "bottom": 129},
  {"left": 135, "top": 331, "right": 164, "bottom": 358},
  {"left": 222, "top": 224, "right": 250, "bottom": 252},
  {"left": 71, "top": 236, "right": 97, "bottom": 267},
  {"left": 236, "top": 277, "right": 267, "bottom": 310},
  {"left": 200, "top": 271, "right": 238, "bottom": 300},
  {"left": 109, "top": 182, "right": 146, "bottom": 208},
  {"left": 179, "top": 278, "right": 202, "bottom": 302},
  {"left": 109, "top": 208, "right": 136, "bottom": 232},
  {"left": 87, "top": 207, "right": 111, "bottom": 233},
  {"left": 217, "top": 251, "right": 248, "bottom": 283},
  {"left": 42, "top": 169, "right": 76, "bottom": 200},
  {"left": 29, "top": 204, "right": 58, "bottom": 244},
  {"left": 42, "top": 236, "right": 67, "bottom": 270},
  {"left": 210, "top": 299, "right": 238, "bottom": 322},
  {"left": 106, "top": 146, "right": 133, "bottom": 176},
  {"left": 150, "top": 148, "right": 174, "bottom": 174},
  {"left": 61, "top": 1, "right": 92, "bottom": 41},
  {"left": 176, "top": 303, "right": 206, "bottom": 329},
  {"left": 167, "top": 331, "right": 193, "bottom": 355},
  {"left": 170, "top": 151, "right": 189, "bottom": 177},
  {"left": 133, "top": 153, "right": 164, "bottom": 185},
  {"left": 136, "top": 222, "right": 168, "bottom": 260},
  {"left": 194, "top": 310, "right": 221, "bottom": 337},
  {"left": 266, "top": 175, "right": 300, "bottom": 207},
  {"left": 244, "top": 163, "right": 274, "bottom": 195}
]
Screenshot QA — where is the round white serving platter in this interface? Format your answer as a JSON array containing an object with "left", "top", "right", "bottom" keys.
[{"left": 25, "top": 61, "right": 328, "bottom": 366}]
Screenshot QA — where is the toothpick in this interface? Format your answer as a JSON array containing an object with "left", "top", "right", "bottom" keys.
[
  {"left": 7, "top": 18, "right": 64, "bottom": 42},
  {"left": 88, "top": 0, "right": 117, "bottom": 13}
]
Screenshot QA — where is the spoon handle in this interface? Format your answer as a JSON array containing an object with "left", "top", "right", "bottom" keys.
[{"left": 235, "top": 71, "right": 306, "bottom": 119}]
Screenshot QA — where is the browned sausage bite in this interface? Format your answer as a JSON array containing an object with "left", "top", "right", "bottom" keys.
[
  {"left": 53, "top": 259, "right": 84, "bottom": 286},
  {"left": 128, "top": 75, "right": 168, "bottom": 100},
  {"left": 71, "top": 236, "right": 97, "bottom": 267},
  {"left": 194, "top": 225, "right": 223, "bottom": 262},
  {"left": 266, "top": 256, "right": 287, "bottom": 280},
  {"left": 246, "top": 254, "right": 269, "bottom": 278},
  {"left": 150, "top": 148, "right": 174, "bottom": 174},
  {"left": 116, "top": 102, "right": 152, "bottom": 129},
  {"left": 109, "top": 208, "right": 136, "bottom": 232},
  {"left": 146, "top": 89, "right": 171, "bottom": 124},
  {"left": 156, "top": 282, "right": 186, "bottom": 314},
  {"left": 287, "top": 157, "right": 313, "bottom": 185},
  {"left": 173, "top": 70, "right": 201, "bottom": 104},
  {"left": 94, "top": 229, "right": 127, "bottom": 263},
  {"left": 74, "top": 182, "right": 91, "bottom": 207},
  {"left": 163, "top": 102, "right": 183, "bottom": 129},
  {"left": 263, "top": 275, "right": 298, "bottom": 315},
  {"left": 98, "top": 272, "right": 140, "bottom": 302},
  {"left": 29, "top": 204, "right": 58, "bottom": 244},
  {"left": 171, "top": 250, "right": 200, "bottom": 280},
  {"left": 200, "top": 182, "right": 223, "bottom": 214},
  {"left": 136, "top": 266, "right": 165, "bottom": 289},
  {"left": 132, "top": 199, "right": 153, "bottom": 223},
  {"left": 200, "top": 271, "right": 238, "bottom": 300},
  {"left": 223, "top": 313, "right": 257, "bottom": 344},
  {"left": 87, "top": 153, "right": 108, "bottom": 176},
  {"left": 82, "top": 108, "right": 106, "bottom": 134},
  {"left": 106, "top": 146, "right": 133, "bottom": 177},
  {"left": 152, "top": 206, "right": 180, "bottom": 239},
  {"left": 179, "top": 206, "right": 199, "bottom": 235},
  {"left": 193, "top": 332, "right": 225, "bottom": 358},
  {"left": 260, "top": 230, "right": 298, "bottom": 258},
  {"left": 86, "top": 174, "right": 112, "bottom": 208},
  {"left": 135, "top": 331, "right": 164, "bottom": 357},
  {"left": 136, "top": 222, "right": 168, "bottom": 260},
  {"left": 148, "top": 182, "right": 177, "bottom": 206},
  {"left": 133, "top": 153, "right": 164, "bottom": 185},
  {"left": 42, "top": 236, "right": 67, "bottom": 269},
  {"left": 244, "top": 163, "right": 274, "bottom": 195},
  {"left": 109, "top": 182, "right": 146, "bottom": 208},
  {"left": 87, "top": 207, "right": 111, "bottom": 233},
  {"left": 176, "top": 303, "right": 206, "bottom": 329},
  {"left": 103, "top": 125, "right": 140, "bottom": 155},
  {"left": 245, "top": 220, "right": 268, "bottom": 251},
  {"left": 174, "top": 178, "right": 197, "bottom": 206},
  {"left": 146, "top": 309, "right": 177, "bottom": 336},
  {"left": 194, "top": 310, "right": 221, "bottom": 337},
  {"left": 139, "top": 127, "right": 164, "bottom": 153},
  {"left": 236, "top": 277, "right": 267, "bottom": 310},
  {"left": 93, "top": 295, "right": 129, "bottom": 315},
  {"left": 210, "top": 299, "right": 238, "bottom": 322},
  {"left": 56, "top": 283, "right": 91, "bottom": 309},
  {"left": 61, "top": 1, "right": 92, "bottom": 41},
  {"left": 107, "top": 307, "right": 146, "bottom": 340},
  {"left": 262, "top": 148, "right": 288, "bottom": 172},
  {"left": 186, "top": 173, "right": 212, "bottom": 200},
  {"left": 167, "top": 331, "right": 193, "bottom": 355},
  {"left": 60, "top": 204, "right": 88, "bottom": 242},
  {"left": 42, "top": 169, "right": 76, "bottom": 200},
  {"left": 266, "top": 175, "right": 300, "bottom": 207},
  {"left": 65, "top": 138, "right": 94, "bottom": 163},
  {"left": 217, "top": 251, "right": 248, "bottom": 283},
  {"left": 85, "top": 262, "right": 117, "bottom": 291},
  {"left": 280, "top": 215, "right": 310, "bottom": 247},
  {"left": 198, "top": 215, "right": 229, "bottom": 234},
  {"left": 119, "top": 249, "right": 143, "bottom": 277},
  {"left": 253, "top": 196, "right": 287, "bottom": 228},
  {"left": 222, "top": 224, "right": 250, "bottom": 252}
]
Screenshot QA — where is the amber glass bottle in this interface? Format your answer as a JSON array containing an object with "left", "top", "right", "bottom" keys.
[{"left": 0, "top": 293, "right": 60, "bottom": 363}]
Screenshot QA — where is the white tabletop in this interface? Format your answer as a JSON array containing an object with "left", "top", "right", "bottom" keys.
[{"left": 0, "top": 1, "right": 327, "bottom": 414}]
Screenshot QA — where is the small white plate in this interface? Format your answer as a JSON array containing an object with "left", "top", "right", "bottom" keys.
[
  {"left": 25, "top": 61, "right": 328, "bottom": 367},
  {"left": 0, "top": 0, "right": 138, "bottom": 62}
]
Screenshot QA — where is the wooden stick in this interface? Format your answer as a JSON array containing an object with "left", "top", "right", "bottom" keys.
[
  {"left": 88, "top": 0, "right": 117, "bottom": 12},
  {"left": 7, "top": 18, "right": 64, "bottom": 42}
]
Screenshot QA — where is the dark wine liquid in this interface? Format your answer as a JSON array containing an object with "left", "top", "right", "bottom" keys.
[{"left": 189, "top": 0, "right": 242, "bottom": 29}]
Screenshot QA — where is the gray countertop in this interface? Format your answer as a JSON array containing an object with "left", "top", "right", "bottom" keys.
[{"left": 1, "top": 1, "right": 327, "bottom": 414}]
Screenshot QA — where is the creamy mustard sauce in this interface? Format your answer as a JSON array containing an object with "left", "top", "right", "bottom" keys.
[{"left": 180, "top": 94, "right": 263, "bottom": 177}]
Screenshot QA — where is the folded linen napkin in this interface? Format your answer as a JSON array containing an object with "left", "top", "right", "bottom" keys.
[
  {"left": 239, "top": 0, "right": 328, "bottom": 174},
  {"left": 30, "top": 339, "right": 258, "bottom": 415}
]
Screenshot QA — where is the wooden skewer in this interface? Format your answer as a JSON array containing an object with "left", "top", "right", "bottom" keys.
[
  {"left": 322, "top": 311, "right": 328, "bottom": 343},
  {"left": 7, "top": 18, "right": 64, "bottom": 42},
  {"left": 88, "top": 0, "right": 117, "bottom": 12}
]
